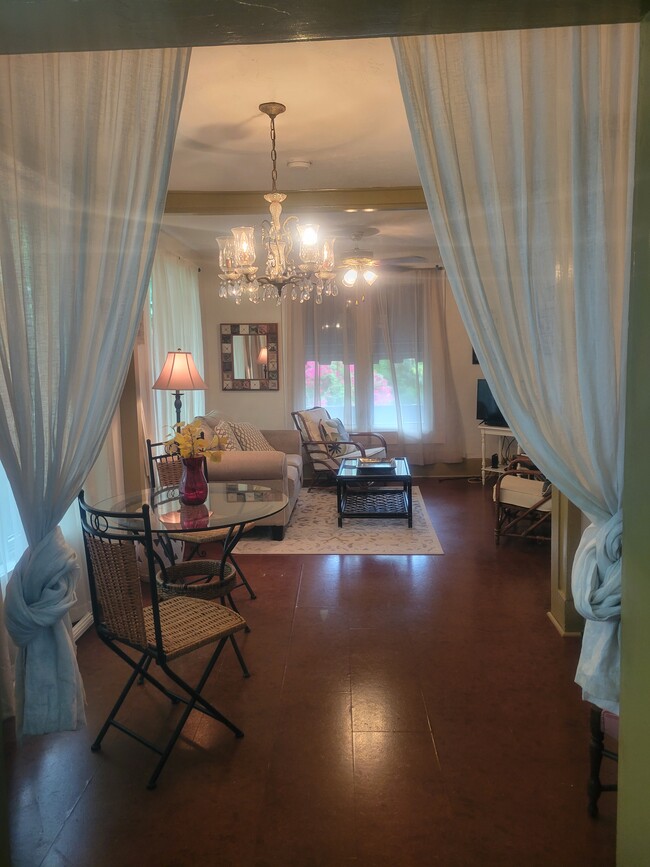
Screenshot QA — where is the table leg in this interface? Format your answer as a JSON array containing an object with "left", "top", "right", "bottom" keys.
[
  {"left": 337, "top": 481, "right": 343, "bottom": 527},
  {"left": 406, "top": 480, "right": 413, "bottom": 527}
]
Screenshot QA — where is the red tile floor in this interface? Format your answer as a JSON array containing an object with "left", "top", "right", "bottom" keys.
[{"left": 5, "top": 479, "right": 617, "bottom": 866}]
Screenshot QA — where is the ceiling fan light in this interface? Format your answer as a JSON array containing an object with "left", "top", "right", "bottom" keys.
[
  {"left": 342, "top": 268, "right": 358, "bottom": 288},
  {"left": 363, "top": 269, "right": 378, "bottom": 286}
]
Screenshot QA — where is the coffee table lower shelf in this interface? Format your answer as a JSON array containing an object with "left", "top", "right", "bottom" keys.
[{"left": 337, "top": 488, "right": 412, "bottom": 527}]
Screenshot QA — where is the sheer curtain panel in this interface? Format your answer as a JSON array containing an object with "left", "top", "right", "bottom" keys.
[
  {"left": 287, "top": 269, "right": 462, "bottom": 465},
  {"left": 393, "top": 25, "right": 638, "bottom": 711},
  {"left": 149, "top": 251, "right": 206, "bottom": 443},
  {"left": 0, "top": 48, "right": 190, "bottom": 737}
]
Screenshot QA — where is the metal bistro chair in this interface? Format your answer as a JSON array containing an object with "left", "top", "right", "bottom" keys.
[
  {"left": 78, "top": 490, "right": 248, "bottom": 789},
  {"left": 146, "top": 438, "right": 256, "bottom": 601}
]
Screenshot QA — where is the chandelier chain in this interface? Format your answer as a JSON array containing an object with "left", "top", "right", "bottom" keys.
[{"left": 269, "top": 116, "right": 278, "bottom": 193}]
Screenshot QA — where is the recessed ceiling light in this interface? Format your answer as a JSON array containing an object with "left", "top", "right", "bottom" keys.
[
  {"left": 345, "top": 208, "right": 358, "bottom": 213},
  {"left": 363, "top": 208, "right": 377, "bottom": 212},
  {"left": 287, "top": 160, "right": 311, "bottom": 169}
]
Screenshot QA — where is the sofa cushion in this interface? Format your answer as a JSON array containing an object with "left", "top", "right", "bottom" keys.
[
  {"left": 285, "top": 462, "right": 300, "bottom": 507},
  {"left": 493, "top": 475, "right": 551, "bottom": 511},
  {"left": 231, "top": 421, "right": 275, "bottom": 452},
  {"left": 285, "top": 452, "right": 303, "bottom": 485},
  {"left": 214, "top": 420, "right": 242, "bottom": 451}
]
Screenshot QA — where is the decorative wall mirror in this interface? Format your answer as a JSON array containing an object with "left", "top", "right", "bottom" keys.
[{"left": 220, "top": 323, "right": 279, "bottom": 391}]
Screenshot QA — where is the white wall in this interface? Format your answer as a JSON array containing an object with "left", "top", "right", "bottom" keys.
[{"left": 198, "top": 264, "right": 291, "bottom": 428}]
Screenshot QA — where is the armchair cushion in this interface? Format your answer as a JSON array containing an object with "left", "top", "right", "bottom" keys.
[{"left": 318, "top": 417, "right": 357, "bottom": 457}]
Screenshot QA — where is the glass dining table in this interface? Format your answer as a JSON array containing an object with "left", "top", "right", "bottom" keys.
[{"left": 93, "top": 481, "right": 288, "bottom": 584}]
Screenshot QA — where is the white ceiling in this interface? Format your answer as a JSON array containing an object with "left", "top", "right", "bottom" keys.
[{"left": 161, "top": 38, "right": 440, "bottom": 266}]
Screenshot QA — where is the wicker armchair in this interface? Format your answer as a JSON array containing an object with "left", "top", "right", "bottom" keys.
[
  {"left": 78, "top": 490, "right": 248, "bottom": 789},
  {"left": 291, "top": 407, "right": 387, "bottom": 488},
  {"left": 493, "top": 455, "right": 552, "bottom": 545}
]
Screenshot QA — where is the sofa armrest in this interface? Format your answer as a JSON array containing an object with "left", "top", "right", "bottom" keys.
[
  {"left": 207, "top": 450, "right": 287, "bottom": 482},
  {"left": 261, "top": 429, "right": 301, "bottom": 455}
]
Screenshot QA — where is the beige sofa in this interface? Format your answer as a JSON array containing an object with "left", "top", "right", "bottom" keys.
[{"left": 192, "top": 417, "right": 303, "bottom": 540}]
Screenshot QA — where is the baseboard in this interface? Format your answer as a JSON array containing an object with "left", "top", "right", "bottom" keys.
[
  {"left": 410, "top": 458, "right": 482, "bottom": 479},
  {"left": 547, "top": 611, "right": 582, "bottom": 638},
  {"left": 72, "top": 612, "right": 94, "bottom": 642}
]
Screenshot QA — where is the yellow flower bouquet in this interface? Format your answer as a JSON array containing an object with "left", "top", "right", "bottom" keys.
[
  {"left": 166, "top": 420, "right": 225, "bottom": 463},
  {"left": 165, "top": 421, "right": 226, "bottom": 505}
]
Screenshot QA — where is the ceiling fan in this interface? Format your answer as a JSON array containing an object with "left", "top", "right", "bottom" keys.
[
  {"left": 380, "top": 255, "right": 432, "bottom": 271},
  {"left": 336, "top": 229, "right": 380, "bottom": 289},
  {"left": 336, "top": 228, "right": 442, "bottom": 280}
]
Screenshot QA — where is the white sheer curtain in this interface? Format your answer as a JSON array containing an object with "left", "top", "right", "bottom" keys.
[
  {"left": 1, "top": 414, "right": 123, "bottom": 722},
  {"left": 0, "top": 48, "right": 190, "bottom": 737},
  {"left": 393, "top": 24, "right": 638, "bottom": 711},
  {"left": 145, "top": 250, "right": 206, "bottom": 444},
  {"left": 286, "top": 268, "right": 462, "bottom": 465},
  {"left": 373, "top": 269, "right": 461, "bottom": 464}
]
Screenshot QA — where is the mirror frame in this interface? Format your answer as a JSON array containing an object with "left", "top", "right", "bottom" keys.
[{"left": 220, "top": 322, "right": 279, "bottom": 391}]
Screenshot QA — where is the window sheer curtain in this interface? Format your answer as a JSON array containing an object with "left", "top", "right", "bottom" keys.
[
  {"left": 285, "top": 268, "right": 462, "bottom": 465},
  {"left": 141, "top": 250, "right": 206, "bottom": 446},
  {"left": 393, "top": 24, "right": 638, "bottom": 711},
  {"left": 0, "top": 48, "right": 190, "bottom": 737}
]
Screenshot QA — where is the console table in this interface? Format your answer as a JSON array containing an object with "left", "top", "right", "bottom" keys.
[{"left": 479, "top": 423, "right": 519, "bottom": 485}]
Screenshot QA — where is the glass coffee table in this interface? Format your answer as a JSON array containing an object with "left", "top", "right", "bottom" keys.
[{"left": 336, "top": 457, "right": 412, "bottom": 527}]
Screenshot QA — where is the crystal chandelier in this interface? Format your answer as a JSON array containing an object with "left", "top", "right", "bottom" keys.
[{"left": 217, "top": 102, "right": 338, "bottom": 305}]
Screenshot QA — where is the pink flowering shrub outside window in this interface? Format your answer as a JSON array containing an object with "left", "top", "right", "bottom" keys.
[{"left": 305, "top": 360, "right": 394, "bottom": 415}]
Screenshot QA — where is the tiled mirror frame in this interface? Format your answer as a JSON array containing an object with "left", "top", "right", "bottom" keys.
[{"left": 220, "top": 322, "right": 279, "bottom": 391}]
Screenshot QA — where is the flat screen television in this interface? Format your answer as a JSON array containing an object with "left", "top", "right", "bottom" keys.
[{"left": 476, "top": 379, "right": 508, "bottom": 427}]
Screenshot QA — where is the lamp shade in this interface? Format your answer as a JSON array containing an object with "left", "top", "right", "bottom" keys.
[
  {"left": 152, "top": 349, "right": 207, "bottom": 391},
  {"left": 257, "top": 346, "right": 268, "bottom": 365}
]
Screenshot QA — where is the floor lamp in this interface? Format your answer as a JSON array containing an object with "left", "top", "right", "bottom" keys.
[
  {"left": 153, "top": 348, "right": 207, "bottom": 430},
  {"left": 257, "top": 345, "right": 268, "bottom": 379}
]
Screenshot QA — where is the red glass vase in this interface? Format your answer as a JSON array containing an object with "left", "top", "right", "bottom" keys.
[{"left": 179, "top": 457, "right": 208, "bottom": 506}]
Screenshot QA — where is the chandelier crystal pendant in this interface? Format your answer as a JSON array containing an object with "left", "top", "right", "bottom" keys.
[{"left": 217, "top": 102, "right": 338, "bottom": 305}]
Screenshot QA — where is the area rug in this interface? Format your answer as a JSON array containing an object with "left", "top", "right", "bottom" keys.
[{"left": 235, "top": 486, "right": 443, "bottom": 555}]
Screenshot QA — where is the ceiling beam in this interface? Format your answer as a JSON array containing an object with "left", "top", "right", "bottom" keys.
[
  {"left": 164, "top": 187, "right": 428, "bottom": 215},
  {"left": 1, "top": 0, "right": 647, "bottom": 55}
]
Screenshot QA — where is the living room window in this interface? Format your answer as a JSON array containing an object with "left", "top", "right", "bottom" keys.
[
  {"left": 293, "top": 268, "right": 462, "bottom": 465},
  {"left": 0, "top": 463, "right": 26, "bottom": 587}
]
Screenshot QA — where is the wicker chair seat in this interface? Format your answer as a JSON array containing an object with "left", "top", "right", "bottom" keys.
[{"left": 143, "top": 596, "right": 245, "bottom": 661}]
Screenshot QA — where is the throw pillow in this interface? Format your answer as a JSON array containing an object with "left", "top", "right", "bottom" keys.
[
  {"left": 318, "top": 418, "right": 358, "bottom": 457},
  {"left": 213, "top": 420, "right": 242, "bottom": 451},
  {"left": 231, "top": 421, "right": 275, "bottom": 452}
]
